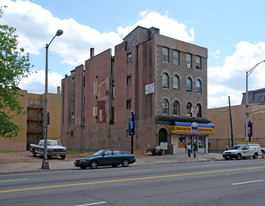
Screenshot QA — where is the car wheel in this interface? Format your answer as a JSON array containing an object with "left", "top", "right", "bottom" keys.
[
  {"left": 253, "top": 153, "right": 258, "bottom": 159},
  {"left": 61, "top": 155, "right": 66, "bottom": 160},
  {"left": 32, "top": 150, "right": 36, "bottom": 157},
  {"left": 80, "top": 166, "right": 87, "bottom": 169},
  {"left": 90, "top": 160, "right": 98, "bottom": 169},
  {"left": 236, "top": 153, "right": 242, "bottom": 160},
  {"left": 122, "top": 159, "right": 129, "bottom": 167}
]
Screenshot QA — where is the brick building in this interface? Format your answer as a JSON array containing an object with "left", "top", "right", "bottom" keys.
[
  {"left": 0, "top": 87, "right": 61, "bottom": 151},
  {"left": 61, "top": 26, "right": 213, "bottom": 154}
]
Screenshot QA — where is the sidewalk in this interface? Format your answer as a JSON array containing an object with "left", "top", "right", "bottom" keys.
[{"left": 0, "top": 153, "right": 223, "bottom": 174}]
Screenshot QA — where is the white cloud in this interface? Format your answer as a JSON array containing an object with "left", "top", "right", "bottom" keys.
[
  {"left": 208, "top": 41, "right": 265, "bottom": 108},
  {"left": 19, "top": 70, "right": 63, "bottom": 94},
  {"left": 117, "top": 11, "right": 194, "bottom": 42},
  {"left": 1, "top": 0, "right": 122, "bottom": 66}
]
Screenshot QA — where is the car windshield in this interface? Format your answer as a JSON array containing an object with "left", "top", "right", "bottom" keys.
[
  {"left": 230, "top": 145, "right": 240, "bottom": 150},
  {"left": 47, "top": 141, "right": 60, "bottom": 146},
  {"left": 92, "top": 150, "right": 104, "bottom": 156}
]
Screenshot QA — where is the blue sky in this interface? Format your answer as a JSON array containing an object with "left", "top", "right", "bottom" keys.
[{"left": 1, "top": 0, "right": 265, "bottom": 108}]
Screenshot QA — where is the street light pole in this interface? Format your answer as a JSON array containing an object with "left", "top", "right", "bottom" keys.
[
  {"left": 245, "top": 60, "right": 265, "bottom": 142},
  {"left": 42, "top": 29, "right": 63, "bottom": 169}
]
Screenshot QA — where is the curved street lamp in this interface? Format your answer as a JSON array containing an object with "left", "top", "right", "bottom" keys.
[
  {"left": 42, "top": 29, "right": 63, "bottom": 169},
  {"left": 245, "top": 60, "right": 265, "bottom": 142}
]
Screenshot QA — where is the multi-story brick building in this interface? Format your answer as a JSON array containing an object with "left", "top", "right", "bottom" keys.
[
  {"left": 0, "top": 87, "right": 61, "bottom": 151},
  {"left": 61, "top": 26, "right": 214, "bottom": 154}
]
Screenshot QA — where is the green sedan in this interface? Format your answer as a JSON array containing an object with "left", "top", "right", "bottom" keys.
[{"left": 74, "top": 149, "right": 136, "bottom": 169}]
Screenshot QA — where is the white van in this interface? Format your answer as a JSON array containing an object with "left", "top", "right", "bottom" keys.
[{"left": 222, "top": 143, "right": 262, "bottom": 160}]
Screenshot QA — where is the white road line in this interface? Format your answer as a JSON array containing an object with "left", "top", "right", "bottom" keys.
[
  {"left": 232, "top": 180, "right": 264, "bottom": 186},
  {"left": 0, "top": 179, "right": 28, "bottom": 183},
  {"left": 75, "top": 202, "right": 107, "bottom": 206},
  {"left": 201, "top": 164, "right": 225, "bottom": 167},
  {"left": 124, "top": 169, "right": 151, "bottom": 173}
]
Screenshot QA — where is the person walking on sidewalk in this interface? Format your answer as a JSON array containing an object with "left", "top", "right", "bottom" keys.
[
  {"left": 187, "top": 142, "right": 192, "bottom": 158},
  {"left": 193, "top": 143, "right": 197, "bottom": 158}
]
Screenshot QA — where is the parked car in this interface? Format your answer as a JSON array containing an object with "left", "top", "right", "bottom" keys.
[
  {"left": 222, "top": 143, "right": 262, "bottom": 160},
  {"left": 74, "top": 149, "right": 136, "bottom": 169},
  {"left": 30, "top": 140, "right": 67, "bottom": 159}
]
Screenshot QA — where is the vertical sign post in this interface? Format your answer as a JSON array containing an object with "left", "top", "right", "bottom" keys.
[{"left": 129, "top": 112, "right": 135, "bottom": 154}]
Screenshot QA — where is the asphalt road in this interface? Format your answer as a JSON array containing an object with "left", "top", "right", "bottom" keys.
[{"left": 1, "top": 159, "right": 265, "bottom": 206}]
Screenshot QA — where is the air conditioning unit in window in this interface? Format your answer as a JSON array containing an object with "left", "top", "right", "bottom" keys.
[{"left": 196, "top": 66, "right": 200, "bottom": 70}]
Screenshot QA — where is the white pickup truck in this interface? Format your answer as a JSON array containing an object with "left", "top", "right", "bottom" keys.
[
  {"left": 222, "top": 143, "right": 262, "bottom": 160},
  {"left": 30, "top": 140, "right": 67, "bottom": 159}
]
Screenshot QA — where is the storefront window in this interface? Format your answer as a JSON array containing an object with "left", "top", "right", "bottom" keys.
[
  {"left": 178, "top": 136, "right": 186, "bottom": 149},
  {"left": 198, "top": 136, "right": 205, "bottom": 148}
]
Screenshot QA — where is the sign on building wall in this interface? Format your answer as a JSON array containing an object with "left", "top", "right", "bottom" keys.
[
  {"left": 145, "top": 83, "right": 154, "bottom": 95},
  {"left": 171, "top": 121, "right": 214, "bottom": 135}
]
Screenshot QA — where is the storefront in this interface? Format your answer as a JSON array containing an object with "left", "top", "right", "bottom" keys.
[{"left": 171, "top": 121, "right": 214, "bottom": 154}]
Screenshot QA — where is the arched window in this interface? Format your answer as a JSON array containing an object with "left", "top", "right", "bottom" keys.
[
  {"left": 173, "top": 101, "right": 180, "bottom": 116},
  {"left": 196, "top": 79, "right": 202, "bottom": 93},
  {"left": 173, "top": 75, "right": 180, "bottom": 90},
  {"left": 186, "top": 77, "right": 192, "bottom": 92},
  {"left": 162, "top": 73, "right": 169, "bottom": 88},
  {"left": 162, "top": 99, "right": 169, "bottom": 114},
  {"left": 196, "top": 104, "right": 202, "bottom": 117},
  {"left": 186, "top": 102, "right": 192, "bottom": 117}
]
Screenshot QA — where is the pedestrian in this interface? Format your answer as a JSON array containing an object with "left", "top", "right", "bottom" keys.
[
  {"left": 193, "top": 143, "right": 197, "bottom": 158},
  {"left": 187, "top": 142, "right": 191, "bottom": 158}
]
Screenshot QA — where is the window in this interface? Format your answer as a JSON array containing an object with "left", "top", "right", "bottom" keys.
[
  {"left": 162, "top": 99, "right": 169, "bottom": 115},
  {"left": 186, "top": 77, "right": 192, "bottom": 92},
  {"left": 162, "top": 47, "right": 169, "bottom": 63},
  {"left": 127, "top": 75, "right": 132, "bottom": 85},
  {"left": 196, "top": 56, "right": 201, "bottom": 70},
  {"left": 71, "top": 112, "right": 75, "bottom": 119},
  {"left": 173, "top": 101, "right": 180, "bottom": 116},
  {"left": 196, "top": 104, "right": 202, "bottom": 117},
  {"left": 162, "top": 73, "right": 169, "bottom": 88},
  {"left": 186, "top": 54, "right": 192, "bottom": 68},
  {"left": 126, "top": 99, "right": 131, "bottom": 109},
  {"left": 186, "top": 102, "right": 192, "bottom": 117},
  {"left": 72, "top": 77, "right": 75, "bottom": 84},
  {"left": 196, "top": 79, "right": 202, "bottom": 93},
  {"left": 127, "top": 53, "right": 132, "bottom": 62},
  {"left": 173, "top": 75, "right": 180, "bottom": 90},
  {"left": 104, "top": 150, "right": 112, "bottom": 156},
  {"left": 113, "top": 150, "right": 123, "bottom": 155},
  {"left": 173, "top": 50, "right": 180, "bottom": 65}
]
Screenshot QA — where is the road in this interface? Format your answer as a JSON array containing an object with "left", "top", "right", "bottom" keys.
[{"left": 1, "top": 159, "right": 265, "bottom": 206}]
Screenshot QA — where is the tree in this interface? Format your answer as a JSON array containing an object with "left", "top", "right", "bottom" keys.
[{"left": 0, "top": 6, "right": 32, "bottom": 138}]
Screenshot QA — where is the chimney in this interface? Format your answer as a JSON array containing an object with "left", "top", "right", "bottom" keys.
[{"left": 90, "top": 48, "right": 94, "bottom": 58}]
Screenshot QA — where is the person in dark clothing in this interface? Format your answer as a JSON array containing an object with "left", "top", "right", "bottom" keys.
[{"left": 193, "top": 143, "right": 197, "bottom": 158}]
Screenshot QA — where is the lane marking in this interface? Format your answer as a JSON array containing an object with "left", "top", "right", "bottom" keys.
[
  {"left": 0, "top": 179, "right": 28, "bottom": 183},
  {"left": 124, "top": 169, "right": 151, "bottom": 173},
  {"left": 201, "top": 164, "right": 224, "bottom": 167},
  {"left": 76, "top": 201, "right": 107, "bottom": 206},
  {"left": 232, "top": 180, "right": 264, "bottom": 186},
  {"left": 1, "top": 166, "right": 265, "bottom": 193}
]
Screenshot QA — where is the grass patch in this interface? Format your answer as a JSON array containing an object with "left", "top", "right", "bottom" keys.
[
  {"left": 0, "top": 151, "right": 27, "bottom": 153},
  {"left": 67, "top": 150, "right": 95, "bottom": 156}
]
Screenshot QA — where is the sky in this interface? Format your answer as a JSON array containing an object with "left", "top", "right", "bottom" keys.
[{"left": 1, "top": 0, "right": 265, "bottom": 108}]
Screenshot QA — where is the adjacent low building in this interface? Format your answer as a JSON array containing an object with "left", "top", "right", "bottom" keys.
[
  {"left": 208, "top": 89, "right": 265, "bottom": 152},
  {"left": 61, "top": 26, "right": 213, "bottom": 154},
  {"left": 0, "top": 87, "right": 61, "bottom": 151}
]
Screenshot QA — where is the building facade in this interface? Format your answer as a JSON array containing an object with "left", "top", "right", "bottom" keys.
[
  {"left": 208, "top": 90, "right": 265, "bottom": 152},
  {"left": 61, "top": 26, "right": 213, "bottom": 154},
  {"left": 0, "top": 87, "right": 61, "bottom": 151}
]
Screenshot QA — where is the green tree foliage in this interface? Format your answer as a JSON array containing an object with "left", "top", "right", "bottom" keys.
[{"left": 0, "top": 7, "right": 32, "bottom": 138}]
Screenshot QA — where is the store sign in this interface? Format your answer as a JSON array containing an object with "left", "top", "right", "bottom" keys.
[{"left": 171, "top": 121, "right": 214, "bottom": 135}]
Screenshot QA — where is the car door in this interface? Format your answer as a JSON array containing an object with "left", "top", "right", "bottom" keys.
[
  {"left": 101, "top": 150, "right": 113, "bottom": 166},
  {"left": 112, "top": 150, "right": 123, "bottom": 165},
  {"left": 242, "top": 145, "right": 249, "bottom": 157}
]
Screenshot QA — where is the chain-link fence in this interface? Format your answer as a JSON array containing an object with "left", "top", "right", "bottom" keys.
[{"left": 209, "top": 137, "right": 265, "bottom": 152}]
